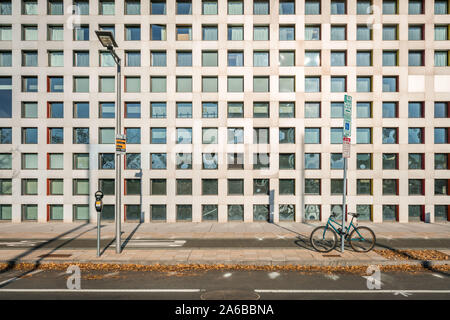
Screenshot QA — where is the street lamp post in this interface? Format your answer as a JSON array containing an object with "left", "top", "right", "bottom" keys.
[{"left": 95, "top": 31, "right": 122, "bottom": 254}]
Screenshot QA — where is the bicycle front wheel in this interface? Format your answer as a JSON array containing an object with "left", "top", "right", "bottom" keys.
[
  {"left": 349, "top": 226, "right": 376, "bottom": 252},
  {"left": 310, "top": 226, "right": 337, "bottom": 253}
]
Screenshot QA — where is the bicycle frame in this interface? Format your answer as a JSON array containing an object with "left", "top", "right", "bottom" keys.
[{"left": 322, "top": 214, "right": 361, "bottom": 240}]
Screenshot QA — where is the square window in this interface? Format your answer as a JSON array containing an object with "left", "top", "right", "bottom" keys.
[
  {"left": 356, "top": 205, "right": 372, "bottom": 221},
  {"left": 73, "top": 153, "right": 89, "bottom": 169},
  {"left": 383, "top": 180, "right": 398, "bottom": 195},
  {"left": 177, "top": 0, "right": 192, "bottom": 14},
  {"left": 330, "top": 153, "right": 344, "bottom": 169},
  {"left": 202, "top": 179, "right": 218, "bottom": 195},
  {"left": 125, "top": 0, "right": 141, "bottom": 14},
  {"left": 73, "top": 76, "right": 89, "bottom": 93},
  {"left": 125, "top": 153, "right": 141, "bottom": 170},
  {"left": 99, "top": 179, "right": 115, "bottom": 195},
  {"left": 279, "top": 77, "right": 295, "bottom": 92},
  {"left": 409, "top": 0, "right": 423, "bottom": 14},
  {"left": 279, "top": 128, "right": 295, "bottom": 144},
  {"left": 435, "top": 205, "right": 449, "bottom": 222},
  {"left": 177, "top": 51, "right": 192, "bottom": 66},
  {"left": 99, "top": 0, "right": 115, "bottom": 15},
  {"left": 125, "top": 128, "right": 141, "bottom": 144},
  {"left": 435, "top": 153, "right": 448, "bottom": 170},
  {"left": 0, "top": 127, "right": 12, "bottom": 144},
  {"left": 73, "top": 179, "right": 89, "bottom": 195},
  {"left": 435, "top": 179, "right": 449, "bottom": 195},
  {"left": 203, "top": 153, "right": 218, "bottom": 169},
  {"left": 151, "top": 51, "right": 166, "bottom": 66},
  {"left": 331, "top": 0, "right": 346, "bottom": 14},
  {"left": 150, "top": 76, "right": 166, "bottom": 92},
  {"left": 331, "top": 25, "right": 346, "bottom": 40},
  {"left": 202, "top": 77, "right": 218, "bottom": 92},
  {"left": 305, "top": 153, "right": 320, "bottom": 169},
  {"left": 305, "top": 204, "right": 321, "bottom": 221},
  {"left": 151, "top": 128, "right": 166, "bottom": 144},
  {"left": 125, "top": 25, "right": 141, "bottom": 40},
  {"left": 408, "top": 153, "right": 424, "bottom": 170},
  {"left": 0, "top": 153, "right": 12, "bottom": 169},
  {"left": 228, "top": 127, "right": 244, "bottom": 144},
  {"left": 49, "top": 205, "right": 64, "bottom": 220},
  {"left": 331, "top": 51, "right": 346, "bottom": 66},
  {"left": 73, "top": 25, "right": 89, "bottom": 41},
  {"left": 99, "top": 153, "right": 115, "bottom": 169},
  {"left": 254, "top": 0, "right": 269, "bottom": 14},
  {"left": 280, "top": 153, "right": 295, "bottom": 169},
  {"left": 99, "top": 76, "right": 115, "bottom": 92},
  {"left": 202, "top": 128, "right": 218, "bottom": 144},
  {"left": 383, "top": 51, "right": 398, "bottom": 66},
  {"left": 382, "top": 102, "right": 397, "bottom": 118},
  {"left": 279, "top": 25, "right": 295, "bottom": 41},
  {"left": 305, "top": 0, "right": 320, "bottom": 14},
  {"left": 202, "top": 51, "right": 218, "bottom": 67},
  {"left": 202, "top": 25, "right": 218, "bottom": 40},
  {"left": 48, "top": 127, "right": 63, "bottom": 144},
  {"left": 435, "top": 102, "right": 449, "bottom": 118},
  {"left": 150, "top": 179, "right": 166, "bottom": 195},
  {"left": 176, "top": 205, "right": 192, "bottom": 221},
  {"left": 74, "top": 204, "right": 89, "bottom": 220},
  {"left": 177, "top": 102, "right": 192, "bottom": 118},
  {"left": 304, "top": 51, "right": 320, "bottom": 67},
  {"left": 125, "top": 102, "right": 140, "bottom": 118},
  {"left": 22, "top": 153, "right": 38, "bottom": 169},
  {"left": 383, "top": 25, "right": 398, "bottom": 40},
  {"left": 253, "top": 205, "right": 269, "bottom": 221},
  {"left": 176, "top": 77, "right": 192, "bottom": 92},
  {"left": 22, "top": 205, "right": 38, "bottom": 221},
  {"left": 23, "top": 25, "right": 38, "bottom": 40},
  {"left": 125, "top": 205, "right": 141, "bottom": 221},
  {"left": 357, "top": 128, "right": 372, "bottom": 144},
  {"left": 227, "top": 153, "right": 244, "bottom": 169},
  {"left": 176, "top": 179, "right": 192, "bottom": 195},
  {"left": 383, "top": 0, "right": 397, "bottom": 14},
  {"left": 357, "top": 153, "right": 372, "bottom": 170},
  {"left": 48, "top": 76, "right": 64, "bottom": 92},
  {"left": 22, "top": 51, "right": 38, "bottom": 67},
  {"left": 73, "top": 51, "right": 89, "bottom": 67},
  {"left": 228, "top": 25, "right": 243, "bottom": 40},
  {"left": 435, "top": 51, "right": 448, "bottom": 67},
  {"left": 151, "top": 153, "right": 167, "bottom": 169},
  {"left": 409, "top": 51, "right": 424, "bottom": 66},
  {"left": 435, "top": 128, "right": 449, "bottom": 144},
  {"left": 151, "top": 0, "right": 166, "bottom": 14},
  {"left": 176, "top": 153, "right": 192, "bottom": 169},
  {"left": 228, "top": 77, "right": 244, "bottom": 92},
  {"left": 356, "top": 102, "right": 371, "bottom": 118},
  {"left": 254, "top": 26, "right": 269, "bottom": 40},
  {"left": 48, "top": 179, "right": 63, "bottom": 195},
  {"left": 305, "top": 77, "right": 320, "bottom": 92},
  {"left": 330, "top": 128, "right": 343, "bottom": 144},
  {"left": 305, "top": 25, "right": 320, "bottom": 40},
  {"left": 99, "top": 128, "right": 115, "bottom": 144},
  {"left": 331, "top": 77, "right": 346, "bottom": 92},
  {"left": 73, "top": 128, "right": 89, "bottom": 144},
  {"left": 22, "top": 178, "right": 38, "bottom": 195},
  {"left": 280, "top": 102, "right": 295, "bottom": 118},
  {"left": 357, "top": 179, "right": 372, "bottom": 195},
  {"left": 305, "top": 102, "right": 320, "bottom": 118},
  {"left": 408, "top": 102, "right": 424, "bottom": 118},
  {"left": 228, "top": 179, "right": 244, "bottom": 195},
  {"left": 228, "top": 205, "right": 244, "bottom": 221},
  {"left": 203, "top": 0, "right": 217, "bottom": 14},
  {"left": 382, "top": 76, "right": 397, "bottom": 92},
  {"left": 151, "top": 24, "right": 167, "bottom": 40},
  {"left": 435, "top": 0, "right": 448, "bottom": 14},
  {"left": 253, "top": 127, "right": 270, "bottom": 144},
  {"left": 151, "top": 205, "right": 166, "bottom": 221},
  {"left": 280, "top": 179, "right": 295, "bottom": 195},
  {"left": 73, "top": 102, "right": 89, "bottom": 118},
  {"left": 228, "top": 51, "right": 244, "bottom": 67},
  {"left": 100, "top": 102, "right": 115, "bottom": 118},
  {"left": 126, "top": 51, "right": 140, "bottom": 67},
  {"left": 202, "top": 102, "right": 218, "bottom": 118},
  {"left": 357, "top": 51, "right": 372, "bottom": 66},
  {"left": 305, "top": 128, "right": 321, "bottom": 144},
  {"left": 408, "top": 25, "right": 423, "bottom": 40},
  {"left": 253, "top": 153, "right": 270, "bottom": 169},
  {"left": 22, "top": 127, "right": 38, "bottom": 144},
  {"left": 176, "top": 128, "right": 192, "bottom": 144},
  {"left": 280, "top": 0, "right": 295, "bottom": 14},
  {"left": 203, "top": 205, "right": 218, "bottom": 221},
  {"left": 382, "top": 153, "right": 398, "bottom": 169},
  {"left": 228, "top": 0, "right": 243, "bottom": 14},
  {"left": 408, "top": 128, "right": 424, "bottom": 144},
  {"left": 357, "top": 25, "right": 372, "bottom": 40},
  {"left": 228, "top": 102, "right": 244, "bottom": 118}
]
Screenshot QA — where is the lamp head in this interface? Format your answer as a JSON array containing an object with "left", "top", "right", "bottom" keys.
[{"left": 95, "top": 30, "right": 118, "bottom": 48}]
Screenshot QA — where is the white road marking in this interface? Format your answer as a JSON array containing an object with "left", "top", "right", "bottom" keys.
[
  {"left": 255, "top": 289, "right": 450, "bottom": 294},
  {"left": 223, "top": 273, "right": 232, "bottom": 278},
  {"left": 268, "top": 272, "right": 280, "bottom": 279},
  {"left": 256, "top": 238, "right": 264, "bottom": 241},
  {"left": 432, "top": 273, "right": 444, "bottom": 279},
  {"left": 394, "top": 291, "right": 412, "bottom": 297},
  {"left": 0, "top": 270, "right": 43, "bottom": 286},
  {"left": 324, "top": 274, "right": 340, "bottom": 281},
  {"left": 0, "top": 289, "right": 202, "bottom": 293},
  {"left": 0, "top": 240, "right": 46, "bottom": 247}
]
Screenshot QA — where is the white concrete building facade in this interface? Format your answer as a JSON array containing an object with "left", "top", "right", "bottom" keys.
[{"left": 0, "top": 0, "right": 449, "bottom": 223}]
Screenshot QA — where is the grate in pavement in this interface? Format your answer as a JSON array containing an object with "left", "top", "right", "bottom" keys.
[
  {"left": 322, "top": 254, "right": 341, "bottom": 258},
  {"left": 38, "top": 254, "right": 72, "bottom": 258}
]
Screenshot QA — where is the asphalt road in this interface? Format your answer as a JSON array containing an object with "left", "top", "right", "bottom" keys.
[
  {"left": 0, "top": 238, "right": 449, "bottom": 250},
  {"left": 0, "top": 268, "right": 448, "bottom": 300}
]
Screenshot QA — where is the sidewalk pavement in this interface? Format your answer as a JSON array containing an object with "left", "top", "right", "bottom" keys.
[{"left": 0, "top": 222, "right": 448, "bottom": 268}]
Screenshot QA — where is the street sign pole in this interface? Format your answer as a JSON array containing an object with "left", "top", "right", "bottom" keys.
[
  {"left": 342, "top": 95, "right": 352, "bottom": 253},
  {"left": 95, "top": 191, "right": 104, "bottom": 257}
]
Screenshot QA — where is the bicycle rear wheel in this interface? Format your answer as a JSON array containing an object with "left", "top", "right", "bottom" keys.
[
  {"left": 349, "top": 226, "right": 376, "bottom": 252},
  {"left": 310, "top": 226, "right": 337, "bottom": 253}
]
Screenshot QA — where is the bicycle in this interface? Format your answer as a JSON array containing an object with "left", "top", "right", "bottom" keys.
[{"left": 309, "top": 212, "right": 376, "bottom": 253}]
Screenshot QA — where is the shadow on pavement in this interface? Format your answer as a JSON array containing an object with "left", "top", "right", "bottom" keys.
[
  {"left": 0, "top": 222, "right": 97, "bottom": 288},
  {"left": 121, "top": 222, "right": 142, "bottom": 251}
]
